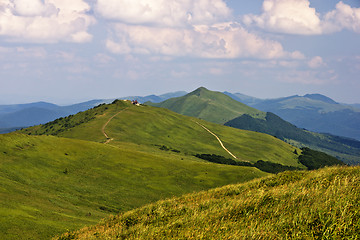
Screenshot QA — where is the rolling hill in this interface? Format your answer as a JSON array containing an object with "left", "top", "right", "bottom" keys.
[
  {"left": 21, "top": 100, "right": 301, "bottom": 166},
  {"left": 55, "top": 165, "right": 360, "bottom": 239}
]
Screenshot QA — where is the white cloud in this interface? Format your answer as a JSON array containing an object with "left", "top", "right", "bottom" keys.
[
  {"left": 0, "top": 0, "right": 95, "bottom": 43},
  {"left": 95, "top": 0, "right": 232, "bottom": 27},
  {"left": 106, "top": 21, "right": 300, "bottom": 59},
  {"left": 323, "top": 1, "right": 360, "bottom": 34},
  {"left": 243, "top": 0, "right": 322, "bottom": 35},
  {"left": 244, "top": 0, "right": 360, "bottom": 35},
  {"left": 97, "top": 0, "right": 303, "bottom": 59},
  {"left": 308, "top": 56, "right": 325, "bottom": 69}
]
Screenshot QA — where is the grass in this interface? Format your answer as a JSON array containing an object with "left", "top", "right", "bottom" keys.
[
  {"left": 0, "top": 133, "right": 268, "bottom": 239},
  {"left": 55, "top": 166, "right": 360, "bottom": 239},
  {"left": 20, "top": 100, "right": 302, "bottom": 167}
]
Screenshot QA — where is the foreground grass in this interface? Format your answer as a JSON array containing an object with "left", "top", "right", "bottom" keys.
[
  {"left": 56, "top": 166, "right": 360, "bottom": 239},
  {"left": 0, "top": 133, "right": 268, "bottom": 239}
]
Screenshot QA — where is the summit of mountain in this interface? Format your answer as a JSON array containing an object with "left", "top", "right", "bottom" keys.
[{"left": 148, "top": 87, "right": 265, "bottom": 124}]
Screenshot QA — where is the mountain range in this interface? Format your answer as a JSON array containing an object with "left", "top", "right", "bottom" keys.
[{"left": 1, "top": 89, "right": 359, "bottom": 143}]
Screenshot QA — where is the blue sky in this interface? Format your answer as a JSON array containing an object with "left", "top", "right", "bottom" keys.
[{"left": 0, "top": 0, "right": 359, "bottom": 105}]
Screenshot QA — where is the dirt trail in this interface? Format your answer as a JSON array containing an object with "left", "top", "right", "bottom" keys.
[
  {"left": 194, "top": 121, "right": 237, "bottom": 159},
  {"left": 102, "top": 108, "right": 128, "bottom": 144}
]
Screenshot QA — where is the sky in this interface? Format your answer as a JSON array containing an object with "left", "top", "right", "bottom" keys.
[{"left": 0, "top": 0, "right": 359, "bottom": 105}]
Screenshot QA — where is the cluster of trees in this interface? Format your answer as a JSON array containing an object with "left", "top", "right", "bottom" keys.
[
  {"left": 194, "top": 154, "right": 300, "bottom": 174},
  {"left": 195, "top": 148, "right": 345, "bottom": 174},
  {"left": 299, "top": 147, "right": 346, "bottom": 170}
]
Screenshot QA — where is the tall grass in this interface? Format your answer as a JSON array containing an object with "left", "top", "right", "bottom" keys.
[{"left": 56, "top": 166, "right": 360, "bottom": 239}]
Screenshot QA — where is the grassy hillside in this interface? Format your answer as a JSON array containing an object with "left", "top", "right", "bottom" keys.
[
  {"left": 55, "top": 166, "right": 360, "bottom": 239},
  {"left": 5, "top": 95, "right": 349, "bottom": 239},
  {"left": 21, "top": 100, "right": 302, "bottom": 167},
  {"left": 225, "top": 113, "right": 360, "bottom": 164},
  {"left": 0, "top": 133, "right": 269, "bottom": 240},
  {"left": 149, "top": 87, "right": 265, "bottom": 124}
]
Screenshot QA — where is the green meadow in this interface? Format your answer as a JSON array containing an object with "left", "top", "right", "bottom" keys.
[{"left": 0, "top": 133, "right": 268, "bottom": 239}]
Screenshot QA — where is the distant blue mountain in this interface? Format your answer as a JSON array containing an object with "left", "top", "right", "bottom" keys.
[
  {"left": 226, "top": 92, "right": 360, "bottom": 141},
  {"left": 120, "top": 91, "right": 187, "bottom": 103},
  {"left": 0, "top": 91, "right": 188, "bottom": 133},
  {"left": 0, "top": 102, "right": 59, "bottom": 114}
]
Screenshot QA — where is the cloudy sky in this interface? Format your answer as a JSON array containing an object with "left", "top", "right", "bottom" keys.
[{"left": 0, "top": 0, "right": 359, "bottom": 105}]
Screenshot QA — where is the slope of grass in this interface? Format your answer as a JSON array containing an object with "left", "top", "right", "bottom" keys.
[
  {"left": 20, "top": 100, "right": 302, "bottom": 167},
  {"left": 149, "top": 87, "right": 265, "bottom": 124},
  {"left": 55, "top": 166, "right": 360, "bottom": 239},
  {"left": 0, "top": 133, "right": 269, "bottom": 240}
]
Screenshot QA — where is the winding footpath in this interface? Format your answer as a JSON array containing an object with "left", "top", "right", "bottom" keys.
[
  {"left": 101, "top": 107, "right": 237, "bottom": 159},
  {"left": 102, "top": 107, "right": 128, "bottom": 144},
  {"left": 194, "top": 121, "right": 238, "bottom": 159}
]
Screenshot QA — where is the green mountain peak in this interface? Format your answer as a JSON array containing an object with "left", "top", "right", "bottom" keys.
[{"left": 149, "top": 87, "right": 265, "bottom": 124}]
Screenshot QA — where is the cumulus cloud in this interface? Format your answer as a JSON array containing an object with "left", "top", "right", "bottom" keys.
[
  {"left": 243, "top": 0, "right": 360, "bottom": 35},
  {"left": 0, "top": 0, "right": 95, "bottom": 43},
  {"left": 323, "top": 1, "right": 360, "bottom": 33},
  {"left": 95, "top": 0, "right": 232, "bottom": 27},
  {"left": 97, "top": 0, "right": 302, "bottom": 59},
  {"left": 106, "top": 22, "right": 300, "bottom": 59},
  {"left": 308, "top": 56, "right": 325, "bottom": 69}
]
